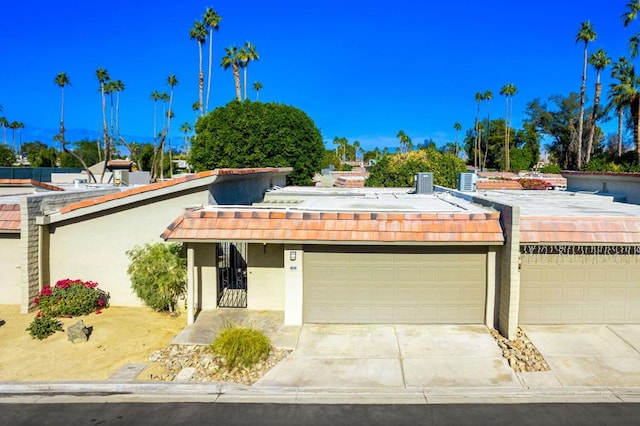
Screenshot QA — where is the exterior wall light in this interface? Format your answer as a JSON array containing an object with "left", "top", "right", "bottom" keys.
[{"left": 290, "top": 251, "right": 297, "bottom": 261}]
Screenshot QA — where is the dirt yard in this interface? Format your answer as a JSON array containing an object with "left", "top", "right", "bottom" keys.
[{"left": 0, "top": 305, "right": 185, "bottom": 381}]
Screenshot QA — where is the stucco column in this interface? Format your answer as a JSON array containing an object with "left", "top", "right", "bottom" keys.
[
  {"left": 498, "top": 205, "right": 521, "bottom": 340},
  {"left": 485, "top": 246, "right": 497, "bottom": 329},
  {"left": 186, "top": 244, "right": 195, "bottom": 325},
  {"left": 284, "top": 244, "right": 303, "bottom": 325}
]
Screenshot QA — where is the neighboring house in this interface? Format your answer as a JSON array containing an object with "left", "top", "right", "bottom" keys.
[
  {"left": 0, "top": 168, "right": 290, "bottom": 313},
  {"left": 163, "top": 184, "right": 640, "bottom": 340},
  {"left": 564, "top": 171, "right": 640, "bottom": 204}
]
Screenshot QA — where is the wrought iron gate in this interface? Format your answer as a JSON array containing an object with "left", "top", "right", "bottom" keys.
[{"left": 216, "top": 242, "right": 248, "bottom": 308}]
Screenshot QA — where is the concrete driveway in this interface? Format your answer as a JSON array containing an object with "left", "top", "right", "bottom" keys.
[
  {"left": 255, "top": 324, "right": 520, "bottom": 390},
  {"left": 522, "top": 325, "right": 640, "bottom": 388}
]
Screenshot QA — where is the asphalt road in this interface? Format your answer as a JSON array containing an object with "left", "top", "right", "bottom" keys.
[{"left": 1, "top": 402, "right": 640, "bottom": 425}]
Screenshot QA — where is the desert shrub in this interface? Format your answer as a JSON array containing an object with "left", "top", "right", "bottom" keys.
[
  {"left": 26, "top": 314, "right": 63, "bottom": 340},
  {"left": 32, "top": 278, "right": 109, "bottom": 317},
  {"left": 518, "top": 178, "right": 552, "bottom": 190},
  {"left": 126, "top": 242, "right": 186, "bottom": 312},
  {"left": 210, "top": 327, "right": 271, "bottom": 369}
]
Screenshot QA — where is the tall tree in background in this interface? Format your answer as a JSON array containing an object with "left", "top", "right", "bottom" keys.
[
  {"left": 575, "top": 20, "right": 596, "bottom": 169},
  {"left": 113, "top": 80, "right": 125, "bottom": 143},
  {"left": 203, "top": 8, "right": 221, "bottom": 114},
  {"left": 482, "top": 90, "right": 493, "bottom": 170},
  {"left": 8, "top": 121, "right": 18, "bottom": 153},
  {"left": 163, "top": 74, "right": 179, "bottom": 179},
  {"left": 96, "top": 67, "right": 111, "bottom": 176},
  {"left": 500, "top": 83, "right": 517, "bottom": 170},
  {"left": 54, "top": 72, "right": 70, "bottom": 148},
  {"left": 222, "top": 45, "right": 242, "bottom": 101},
  {"left": 240, "top": 42, "right": 259, "bottom": 100},
  {"left": 585, "top": 48, "right": 611, "bottom": 164},
  {"left": 0, "top": 116, "right": 7, "bottom": 145},
  {"left": 190, "top": 20, "right": 207, "bottom": 117},
  {"left": 150, "top": 90, "right": 161, "bottom": 157},
  {"left": 453, "top": 122, "right": 462, "bottom": 157},
  {"left": 253, "top": 81, "right": 263, "bottom": 101},
  {"left": 397, "top": 130, "right": 411, "bottom": 154},
  {"left": 622, "top": 0, "right": 640, "bottom": 164},
  {"left": 608, "top": 57, "right": 634, "bottom": 157},
  {"left": 180, "top": 121, "right": 192, "bottom": 166},
  {"left": 474, "top": 92, "right": 484, "bottom": 168}
]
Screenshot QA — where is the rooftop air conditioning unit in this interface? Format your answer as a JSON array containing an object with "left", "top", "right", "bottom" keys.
[
  {"left": 114, "top": 170, "right": 129, "bottom": 186},
  {"left": 415, "top": 172, "right": 434, "bottom": 194},
  {"left": 458, "top": 173, "right": 476, "bottom": 192}
]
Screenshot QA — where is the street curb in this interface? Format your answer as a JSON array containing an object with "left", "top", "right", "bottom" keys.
[{"left": 1, "top": 382, "right": 640, "bottom": 404}]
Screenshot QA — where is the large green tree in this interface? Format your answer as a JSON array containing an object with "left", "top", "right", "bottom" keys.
[
  {"left": 575, "top": 20, "right": 597, "bottom": 169},
  {"left": 366, "top": 147, "right": 467, "bottom": 189},
  {"left": 0, "top": 144, "right": 14, "bottom": 166},
  {"left": 525, "top": 93, "right": 582, "bottom": 169},
  {"left": 190, "top": 101, "right": 324, "bottom": 185}
]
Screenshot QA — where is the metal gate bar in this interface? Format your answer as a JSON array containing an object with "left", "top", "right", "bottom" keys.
[{"left": 217, "top": 242, "right": 247, "bottom": 308}]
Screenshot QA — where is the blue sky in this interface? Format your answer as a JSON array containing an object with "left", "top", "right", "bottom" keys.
[{"left": 0, "top": 0, "right": 636, "bottom": 153}]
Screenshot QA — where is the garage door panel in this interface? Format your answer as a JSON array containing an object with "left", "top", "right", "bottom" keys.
[
  {"left": 520, "top": 254, "right": 640, "bottom": 324},
  {"left": 304, "top": 246, "right": 486, "bottom": 324}
]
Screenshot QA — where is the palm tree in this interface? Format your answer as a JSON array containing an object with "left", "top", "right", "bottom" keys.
[
  {"left": 575, "top": 20, "right": 597, "bottom": 169},
  {"left": 499, "top": 83, "right": 517, "bottom": 170},
  {"left": 113, "top": 80, "right": 125, "bottom": 143},
  {"left": 482, "top": 90, "right": 493, "bottom": 170},
  {"left": 150, "top": 90, "right": 161, "bottom": 153},
  {"left": 474, "top": 92, "right": 484, "bottom": 169},
  {"left": 221, "top": 45, "right": 242, "bottom": 101},
  {"left": 189, "top": 20, "right": 207, "bottom": 117},
  {"left": 202, "top": 8, "right": 221, "bottom": 114},
  {"left": 353, "top": 140, "right": 361, "bottom": 161},
  {"left": 96, "top": 67, "right": 111, "bottom": 176},
  {"left": 163, "top": 74, "right": 179, "bottom": 179},
  {"left": 8, "top": 121, "right": 18, "bottom": 153},
  {"left": 253, "top": 81, "right": 263, "bottom": 101},
  {"left": 0, "top": 117, "right": 7, "bottom": 145},
  {"left": 584, "top": 49, "right": 611, "bottom": 164},
  {"left": 16, "top": 122, "right": 24, "bottom": 155},
  {"left": 180, "top": 121, "right": 193, "bottom": 169},
  {"left": 609, "top": 57, "right": 639, "bottom": 161},
  {"left": 54, "top": 72, "right": 70, "bottom": 147},
  {"left": 453, "top": 122, "right": 462, "bottom": 156},
  {"left": 239, "top": 41, "right": 259, "bottom": 101},
  {"left": 397, "top": 130, "right": 410, "bottom": 154}
]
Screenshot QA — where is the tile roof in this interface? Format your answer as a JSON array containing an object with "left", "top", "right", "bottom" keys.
[
  {"left": 0, "top": 203, "right": 20, "bottom": 231},
  {"left": 59, "top": 168, "right": 291, "bottom": 214},
  {"left": 0, "top": 179, "right": 64, "bottom": 192},
  {"left": 520, "top": 217, "right": 640, "bottom": 244},
  {"left": 476, "top": 180, "right": 522, "bottom": 190},
  {"left": 161, "top": 208, "right": 505, "bottom": 244},
  {"left": 333, "top": 176, "right": 366, "bottom": 188}
]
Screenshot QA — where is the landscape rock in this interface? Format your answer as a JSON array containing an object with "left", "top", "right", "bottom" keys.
[
  {"left": 67, "top": 320, "right": 92, "bottom": 344},
  {"left": 490, "top": 327, "right": 550, "bottom": 373}
]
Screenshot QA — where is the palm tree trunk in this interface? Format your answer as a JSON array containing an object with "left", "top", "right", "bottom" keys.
[
  {"left": 206, "top": 29, "right": 213, "bottom": 114},
  {"left": 199, "top": 41, "right": 204, "bottom": 117},
  {"left": 585, "top": 74, "right": 602, "bottom": 164},
  {"left": 633, "top": 95, "right": 640, "bottom": 165},
  {"left": 233, "top": 64, "right": 241, "bottom": 101},
  {"left": 618, "top": 108, "right": 624, "bottom": 157},
  {"left": 100, "top": 86, "right": 109, "bottom": 183},
  {"left": 504, "top": 98, "right": 508, "bottom": 171},
  {"left": 576, "top": 45, "right": 588, "bottom": 169},
  {"left": 243, "top": 66, "right": 248, "bottom": 101}
]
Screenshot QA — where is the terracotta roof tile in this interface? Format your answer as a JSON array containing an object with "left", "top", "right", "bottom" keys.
[
  {"left": 0, "top": 203, "right": 21, "bottom": 231},
  {"left": 60, "top": 168, "right": 291, "bottom": 215},
  {"left": 0, "top": 179, "right": 64, "bottom": 192},
  {"left": 476, "top": 180, "right": 523, "bottom": 190},
  {"left": 162, "top": 208, "right": 505, "bottom": 243},
  {"left": 521, "top": 216, "right": 640, "bottom": 244}
]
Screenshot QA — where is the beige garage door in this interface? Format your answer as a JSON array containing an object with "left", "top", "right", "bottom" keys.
[
  {"left": 303, "top": 246, "right": 487, "bottom": 324},
  {"left": 520, "top": 253, "right": 640, "bottom": 324}
]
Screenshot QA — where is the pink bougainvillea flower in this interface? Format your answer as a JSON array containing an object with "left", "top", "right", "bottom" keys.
[
  {"left": 95, "top": 310, "right": 102, "bottom": 315},
  {"left": 36, "top": 311, "right": 41, "bottom": 318}
]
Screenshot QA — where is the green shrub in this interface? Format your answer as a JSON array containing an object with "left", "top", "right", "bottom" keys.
[
  {"left": 538, "top": 163, "right": 562, "bottom": 174},
  {"left": 26, "top": 314, "right": 63, "bottom": 340},
  {"left": 32, "top": 278, "right": 109, "bottom": 317},
  {"left": 210, "top": 327, "right": 271, "bottom": 369},
  {"left": 126, "top": 243, "right": 186, "bottom": 312}
]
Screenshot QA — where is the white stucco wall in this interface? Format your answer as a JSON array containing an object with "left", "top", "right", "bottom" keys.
[
  {"left": 565, "top": 174, "right": 640, "bottom": 205},
  {"left": 48, "top": 190, "right": 209, "bottom": 306},
  {"left": 0, "top": 235, "right": 22, "bottom": 304}
]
